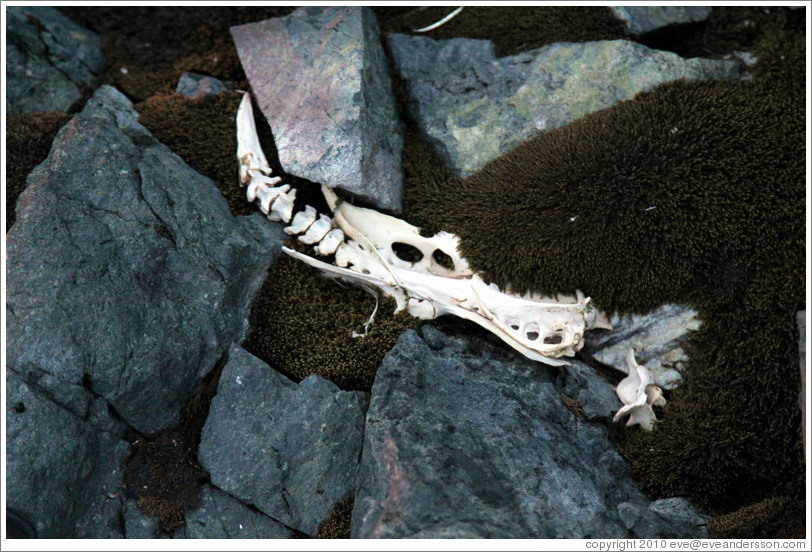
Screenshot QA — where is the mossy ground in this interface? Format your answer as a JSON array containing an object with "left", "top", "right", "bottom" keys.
[{"left": 7, "top": 6, "right": 807, "bottom": 539}]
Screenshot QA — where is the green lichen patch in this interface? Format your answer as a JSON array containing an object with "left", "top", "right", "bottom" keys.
[
  {"left": 6, "top": 111, "right": 72, "bottom": 231},
  {"left": 241, "top": 255, "right": 419, "bottom": 392}
]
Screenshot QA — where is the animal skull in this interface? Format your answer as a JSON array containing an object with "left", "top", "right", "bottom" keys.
[{"left": 235, "top": 91, "right": 612, "bottom": 367}]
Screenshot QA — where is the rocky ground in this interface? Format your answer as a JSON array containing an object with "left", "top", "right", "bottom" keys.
[{"left": 5, "top": 5, "right": 807, "bottom": 540}]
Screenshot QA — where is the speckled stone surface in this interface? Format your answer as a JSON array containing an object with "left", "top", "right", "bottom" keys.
[
  {"left": 230, "top": 7, "right": 403, "bottom": 212},
  {"left": 388, "top": 36, "right": 746, "bottom": 178},
  {"left": 611, "top": 6, "right": 712, "bottom": 35}
]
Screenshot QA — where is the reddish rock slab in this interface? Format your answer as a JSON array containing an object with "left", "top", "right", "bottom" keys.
[{"left": 231, "top": 7, "right": 403, "bottom": 212}]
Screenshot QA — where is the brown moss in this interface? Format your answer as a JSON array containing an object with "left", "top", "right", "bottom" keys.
[
  {"left": 708, "top": 496, "right": 806, "bottom": 539},
  {"left": 124, "top": 363, "right": 222, "bottom": 533},
  {"left": 5, "top": 111, "right": 72, "bottom": 231},
  {"left": 60, "top": 7, "right": 297, "bottom": 101},
  {"left": 315, "top": 494, "right": 354, "bottom": 539},
  {"left": 134, "top": 91, "right": 255, "bottom": 216},
  {"left": 241, "top": 255, "right": 418, "bottom": 392},
  {"left": 401, "top": 10, "right": 805, "bottom": 518},
  {"left": 374, "top": 6, "right": 626, "bottom": 57}
]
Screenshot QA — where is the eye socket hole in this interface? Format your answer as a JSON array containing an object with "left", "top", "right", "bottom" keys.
[
  {"left": 510, "top": 324, "right": 520, "bottom": 331},
  {"left": 543, "top": 334, "right": 563, "bottom": 345},
  {"left": 392, "top": 242, "right": 424, "bottom": 263},
  {"left": 526, "top": 331, "right": 539, "bottom": 341},
  {"left": 432, "top": 249, "right": 455, "bottom": 271}
]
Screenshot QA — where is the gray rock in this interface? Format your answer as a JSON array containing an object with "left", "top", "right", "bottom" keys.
[
  {"left": 556, "top": 359, "right": 622, "bottom": 422},
  {"left": 611, "top": 6, "right": 711, "bottom": 35},
  {"left": 199, "top": 344, "right": 367, "bottom": 536},
  {"left": 123, "top": 499, "right": 168, "bottom": 539},
  {"left": 6, "top": 85, "right": 285, "bottom": 437},
  {"left": 388, "top": 36, "right": 745, "bottom": 178},
  {"left": 177, "top": 485, "right": 293, "bottom": 538},
  {"left": 176, "top": 72, "right": 232, "bottom": 99},
  {"left": 351, "top": 326, "right": 707, "bottom": 538},
  {"left": 231, "top": 6, "right": 403, "bottom": 212},
  {"left": 585, "top": 304, "right": 702, "bottom": 390},
  {"left": 6, "top": 370, "right": 130, "bottom": 538},
  {"left": 6, "top": 6, "right": 104, "bottom": 114}
]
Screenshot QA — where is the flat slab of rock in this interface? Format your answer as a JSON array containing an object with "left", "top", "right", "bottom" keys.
[
  {"left": 351, "top": 326, "right": 707, "bottom": 538},
  {"left": 199, "top": 344, "right": 368, "bottom": 536},
  {"left": 585, "top": 304, "right": 702, "bottom": 389},
  {"left": 6, "top": 370, "right": 130, "bottom": 538},
  {"left": 612, "top": 6, "right": 711, "bottom": 35},
  {"left": 231, "top": 6, "right": 403, "bottom": 212},
  {"left": 6, "top": 85, "right": 284, "bottom": 437},
  {"left": 6, "top": 6, "right": 104, "bottom": 114},
  {"left": 388, "top": 36, "right": 745, "bottom": 178}
]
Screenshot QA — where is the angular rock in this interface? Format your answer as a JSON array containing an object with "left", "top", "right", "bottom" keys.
[
  {"left": 6, "top": 85, "right": 285, "bottom": 437},
  {"left": 199, "top": 344, "right": 367, "bottom": 536},
  {"left": 6, "top": 6, "right": 104, "bottom": 114},
  {"left": 230, "top": 6, "right": 403, "bottom": 212},
  {"left": 611, "top": 6, "right": 711, "bottom": 35},
  {"left": 585, "top": 304, "right": 702, "bottom": 390},
  {"left": 6, "top": 370, "right": 130, "bottom": 538},
  {"left": 176, "top": 72, "right": 232, "bottom": 99},
  {"left": 180, "top": 485, "right": 293, "bottom": 538},
  {"left": 123, "top": 499, "right": 169, "bottom": 539},
  {"left": 556, "top": 359, "right": 622, "bottom": 422},
  {"left": 352, "top": 326, "right": 707, "bottom": 538},
  {"left": 388, "top": 36, "right": 745, "bottom": 178}
]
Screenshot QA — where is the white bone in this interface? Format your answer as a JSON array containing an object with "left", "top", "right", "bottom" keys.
[
  {"left": 255, "top": 183, "right": 290, "bottom": 216},
  {"left": 267, "top": 188, "right": 296, "bottom": 223},
  {"left": 299, "top": 214, "right": 332, "bottom": 245},
  {"left": 236, "top": 92, "right": 612, "bottom": 368},
  {"left": 314, "top": 228, "right": 344, "bottom": 256},
  {"left": 285, "top": 205, "right": 317, "bottom": 235},
  {"left": 613, "top": 349, "right": 666, "bottom": 430}
]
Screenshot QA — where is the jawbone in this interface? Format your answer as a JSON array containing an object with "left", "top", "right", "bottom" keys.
[{"left": 236, "top": 90, "right": 619, "bottom": 372}]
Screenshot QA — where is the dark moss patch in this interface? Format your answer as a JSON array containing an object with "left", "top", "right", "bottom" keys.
[
  {"left": 6, "top": 111, "right": 72, "bottom": 231},
  {"left": 134, "top": 91, "right": 256, "bottom": 216},
  {"left": 374, "top": 6, "right": 626, "bottom": 57},
  {"left": 707, "top": 496, "right": 806, "bottom": 539},
  {"left": 315, "top": 494, "right": 354, "bottom": 539},
  {"left": 402, "top": 10, "right": 805, "bottom": 520},
  {"left": 60, "top": 7, "right": 296, "bottom": 101},
  {"left": 241, "top": 255, "right": 418, "bottom": 392},
  {"left": 124, "top": 360, "right": 223, "bottom": 533}
]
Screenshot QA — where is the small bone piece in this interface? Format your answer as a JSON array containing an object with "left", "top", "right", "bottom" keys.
[
  {"left": 299, "top": 214, "right": 332, "bottom": 245},
  {"left": 285, "top": 205, "right": 318, "bottom": 235},
  {"left": 613, "top": 349, "right": 666, "bottom": 430},
  {"left": 314, "top": 228, "right": 344, "bottom": 256}
]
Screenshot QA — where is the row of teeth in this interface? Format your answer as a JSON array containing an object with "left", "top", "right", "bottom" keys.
[{"left": 243, "top": 172, "right": 348, "bottom": 259}]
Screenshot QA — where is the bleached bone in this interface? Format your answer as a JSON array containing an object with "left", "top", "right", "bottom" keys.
[
  {"left": 237, "top": 93, "right": 297, "bottom": 223},
  {"left": 613, "top": 349, "right": 666, "bottom": 430},
  {"left": 236, "top": 91, "right": 613, "bottom": 369}
]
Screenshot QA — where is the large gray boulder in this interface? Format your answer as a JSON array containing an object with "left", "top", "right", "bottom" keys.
[
  {"left": 6, "top": 370, "right": 130, "bottom": 538},
  {"left": 6, "top": 6, "right": 105, "bottom": 114},
  {"left": 6, "top": 85, "right": 284, "bottom": 437},
  {"left": 230, "top": 6, "right": 404, "bottom": 212},
  {"left": 199, "top": 344, "right": 368, "bottom": 536},
  {"left": 351, "top": 326, "right": 707, "bottom": 538},
  {"left": 388, "top": 36, "right": 746, "bottom": 178}
]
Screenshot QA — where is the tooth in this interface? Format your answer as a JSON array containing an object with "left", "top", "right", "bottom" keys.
[
  {"left": 299, "top": 214, "right": 332, "bottom": 244},
  {"left": 285, "top": 205, "right": 317, "bottom": 235},
  {"left": 314, "top": 228, "right": 344, "bottom": 256}
]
